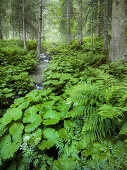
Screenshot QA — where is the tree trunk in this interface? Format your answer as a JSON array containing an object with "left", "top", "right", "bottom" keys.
[
  {"left": 96, "top": 0, "right": 101, "bottom": 37},
  {"left": 91, "top": 9, "right": 93, "bottom": 53},
  {"left": 67, "top": 0, "right": 70, "bottom": 46},
  {"left": 109, "top": 0, "right": 127, "bottom": 62},
  {"left": 103, "top": 0, "right": 108, "bottom": 52},
  {"left": 77, "top": 0, "right": 83, "bottom": 45},
  {"left": 19, "top": 28, "right": 21, "bottom": 40},
  {"left": 22, "top": 0, "right": 27, "bottom": 49},
  {"left": 0, "top": 16, "right": 3, "bottom": 39},
  {"left": 42, "top": 9, "right": 45, "bottom": 42},
  {"left": 37, "top": 0, "right": 42, "bottom": 56}
]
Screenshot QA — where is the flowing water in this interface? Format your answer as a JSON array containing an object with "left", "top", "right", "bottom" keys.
[{"left": 30, "top": 53, "right": 49, "bottom": 90}]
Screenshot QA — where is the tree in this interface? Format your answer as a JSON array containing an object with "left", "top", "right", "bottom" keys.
[
  {"left": 77, "top": 0, "right": 83, "bottom": 45},
  {"left": 109, "top": 0, "right": 127, "bottom": 62},
  {"left": 103, "top": 0, "right": 108, "bottom": 52},
  {"left": 96, "top": 0, "right": 101, "bottom": 37},
  {"left": 22, "top": 0, "right": 27, "bottom": 49},
  {"left": 37, "top": 0, "right": 42, "bottom": 56},
  {"left": 0, "top": 16, "right": 3, "bottom": 39},
  {"left": 0, "top": 0, "right": 8, "bottom": 39},
  {"left": 91, "top": 8, "right": 94, "bottom": 53},
  {"left": 67, "top": 0, "right": 70, "bottom": 46}
]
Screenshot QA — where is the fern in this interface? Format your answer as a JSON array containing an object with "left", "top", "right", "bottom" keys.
[{"left": 66, "top": 83, "right": 105, "bottom": 118}]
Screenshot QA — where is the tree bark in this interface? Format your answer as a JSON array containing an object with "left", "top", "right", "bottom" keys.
[
  {"left": 109, "top": 0, "right": 127, "bottom": 62},
  {"left": 42, "top": 9, "right": 45, "bottom": 42},
  {"left": 67, "top": 0, "right": 70, "bottom": 46},
  {"left": 37, "top": 0, "right": 42, "bottom": 56},
  {"left": 0, "top": 16, "right": 3, "bottom": 39},
  {"left": 22, "top": 0, "right": 27, "bottom": 49},
  {"left": 77, "top": 0, "right": 83, "bottom": 45},
  {"left": 91, "top": 9, "right": 93, "bottom": 53},
  {"left": 103, "top": 0, "right": 108, "bottom": 52},
  {"left": 96, "top": 0, "right": 101, "bottom": 37}
]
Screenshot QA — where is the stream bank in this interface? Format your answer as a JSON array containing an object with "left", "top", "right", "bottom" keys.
[{"left": 30, "top": 53, "right": 49, "bottom": 90}]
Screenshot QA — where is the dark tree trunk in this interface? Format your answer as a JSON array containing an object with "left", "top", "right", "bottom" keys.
[
  {"left": 67, "top": 0, "right": 70, "bottom": 46},
  {"left": 109, "top": 0, "right": 127, "bottom": 62},
  {"left": 0, "top": 16, "right": 3, "bottom": 39},
  {"left": 103, "top": 0, "right": 108, "bottom": 52},
  {"left": 91, "top": 9, "right": 93, "bottom": 53},
  {"left": 37, "top": 0, "right": 42, "bottom": 56},
  {"left": 42, "top": 9, "right": 45, "bottom": 42},
  {"left": 77, "top": 0, "right": 83, "bottom": 45},
  {"left": 22, "top": 0, "right": 27, "bottom": 49},
  {"left": 96, "top": 0, "right": 101, "bottom": 37}
]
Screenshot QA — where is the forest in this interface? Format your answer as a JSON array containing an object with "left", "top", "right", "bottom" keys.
[{"left": 0, "top": 0, "right": 127, "bottom": 169}]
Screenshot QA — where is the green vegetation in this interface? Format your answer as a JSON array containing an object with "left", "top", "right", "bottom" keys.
[
  {"left": 0, "top": 40, "right": 37, "bottom": 112},
  {"left": 0, "top": 38, "right": 127, "bottom": 169}
]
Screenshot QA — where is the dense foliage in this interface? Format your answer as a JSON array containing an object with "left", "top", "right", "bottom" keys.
[
  {"left": 0, "top": 40, "right": 37, "bottom": 112},
  {"left": 0, "top": 38, "right": 127, "bottom": 169}
]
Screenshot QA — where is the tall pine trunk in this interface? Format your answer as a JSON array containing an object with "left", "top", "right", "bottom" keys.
[
  {"left": 37, "top": 0, "right": 42, "bottom": 56},
  {"left": 22, "top": 0, "right": 27, "bottom": 49},
  {"left": 109, "top": 0, "right": 127, "bottom": 62},
  {"left": 91, "top": 9, "right": 93, "bottom": 53},
  {"left": 42, "top": 9, "right": 45, "bottom": 42},
  {"left": 96, "top": 0, "right": 101, "bottom": 37},
  {"left": 103, "top": 0, "right": 108, "bottom": 52},
  {"left": 77, "top": 0, "right": 83, "bottom": 45},
  {"left": 0, "top": 16, "right": 3, "bottom": 39},
  {"left": 67, "top": 0, "right": 70, "bottom": 46}
]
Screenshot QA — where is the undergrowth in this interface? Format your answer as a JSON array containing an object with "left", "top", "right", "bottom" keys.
[
  {"left": 0, "top": 37, "right": 127, "bottom": 169},
  {"left": 0, "top": 40, "right": 37, "bottom": 113}
]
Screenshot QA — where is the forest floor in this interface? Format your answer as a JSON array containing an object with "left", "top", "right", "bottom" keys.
[{"left": 0, "top": 38, "right": 127, "bottom": 169}]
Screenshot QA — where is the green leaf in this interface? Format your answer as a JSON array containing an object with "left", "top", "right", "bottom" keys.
[
  {"left": 0, "top": 135, "right": 21, "bottom": 160},
  {"left": 52, "top": 158, "right": 79, "bottom": 170},
  {"left": 119, "top": 122, "right": 127, "bottom": 135},
  {"left": 23, "top": 113, "right": 42, "bottom": 132},
  {"left": 11, "top": 97, "right": 25, "bottom": 108},
  {"left": 43, "top": 110, "right": 61, "bottom": 125},
  {"left": 24, "top": 106, "right": 38, "bottom": 116},
  {"left": 38, "top": 140, "right": 47, "bottom": 151},
  {"left": 18, "top": 101, "right": 29, "bottom": 110},
  {"left": 64, "top": 120, "right": 77, "bottom": 130},
  {"left": 2, "top": 108, "right": 22, "bottom": 125},
  {"left": 43, "top": 128, "right": 59, "bottom": 148},
  {"left": 9, "top": 123, "right": 24, "bottom": 141}
]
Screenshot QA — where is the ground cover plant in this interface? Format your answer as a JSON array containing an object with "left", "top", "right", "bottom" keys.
[
  {"left": 0, "top": 40, "right": 37, "bottom": 113},
  {"left": 0, "top": 37, "right": 127, "bottom": 169}
]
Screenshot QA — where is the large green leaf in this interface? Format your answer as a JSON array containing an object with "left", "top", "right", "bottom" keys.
[
  {"left": 24, "top": 106, "right": 38, "bottom": 116},
  {"left": 2, "top": 108, "right": 22, "bottom": 125},
  {"left": 39, "top": 128, "right": 59, "bottom": 149},
  {"left": 43, "top": 110, "right": 61, "bottom": 125},
  {"left": 9, "top": 123, "right": 24, "bottom": 141},
  {"left": 0, "top": 135, "right": 21, "bottom": 160},
  {"left": 11, "top": 97, "right": 25, "bottom": 108},
  {"left": 23, "top": 113, "right": 42, "bottom": 132},
  {"left": 17, "top": 101, "right": 29, "bottom": 110}
]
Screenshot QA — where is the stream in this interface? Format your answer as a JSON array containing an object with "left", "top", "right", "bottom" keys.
[{"left": 30, "top": 53, "right": 49, "bottom": 90}]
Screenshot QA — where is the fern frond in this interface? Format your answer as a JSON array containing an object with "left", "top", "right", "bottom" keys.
[
  {"left": 97, "top": 104, "right": 124, "bottom": 119},
  {"left": 66, "top": 83, "right": 105, "bottom": 118}
]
